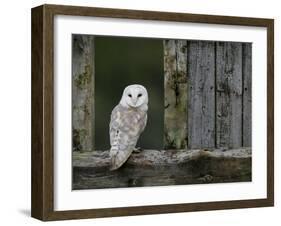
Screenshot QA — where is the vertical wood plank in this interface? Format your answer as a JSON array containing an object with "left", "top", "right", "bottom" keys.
[
  {"left": 216, "top": 42, "right": 243, "bottom": 148},
  {"left": 164, "top": 40, "right": 188, "bottom": 149},
  {"left": 242, "top": 43, "right": 252, "bottom": 147},
  {"left": 72, "top": 35, "right": 95, "bottom": 152},
  {"left": 187, "top": 41, "right": 216, "bottom": 148}
]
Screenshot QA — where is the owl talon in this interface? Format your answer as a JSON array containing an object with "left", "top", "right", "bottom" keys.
[{"left": 133, "top": 147, "right": 142, "bottom": 153}]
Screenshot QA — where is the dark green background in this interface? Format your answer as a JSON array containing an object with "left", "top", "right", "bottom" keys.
[{"left": 95, "top": 36, "right": 164, "bottom": 150}]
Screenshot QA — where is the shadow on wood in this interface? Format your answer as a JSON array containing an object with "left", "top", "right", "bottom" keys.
[{"left": 73, "top": 148, "right": 251, "bottom": 189}]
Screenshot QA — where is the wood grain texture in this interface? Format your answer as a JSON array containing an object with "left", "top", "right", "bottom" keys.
[
  {"left": 166, "top": 41, "right": 251, "bottom": 149},
  {"left": 72, "top": 35, "right": 95, "bottom": 152},
  {"left": 216, "top": 42, "right": 243, "bottom": 148},
  {"left": 31, "top": 4, "right": 274, "bottom": 221},
  {"left": 73, "top": 148, "right": 251, "bottom": 167},
  {"left": 242, "top": 43, "right": 252, "bottom": 146},
  {"left": 164, "top": 40, "right": 188, "bottom": 149},
  {"left": 187, "top": 41, "right": 216, "bottom": 148}
]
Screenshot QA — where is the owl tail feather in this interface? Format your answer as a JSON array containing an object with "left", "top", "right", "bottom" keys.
[
  {"left": 109, "top": 129, "right": 120, "bottom": 170},
  {"left": 110, "top": 147, "right": 133, "bottom": 171},
  {"left": 109, "top": 149, "right": 119, "bottom": 171},
  {"left": 109, "top": 130, "right": 134, "bottom": 170},
  {"left": 110, "top": 148, "right": 130, "bottom": 170}
]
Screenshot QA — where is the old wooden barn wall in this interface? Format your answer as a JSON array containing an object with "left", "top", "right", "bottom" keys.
[
  {"left": 72, "top": 36, "right": 252, "bottom": 152},
  {"left": 164, "top": 40, "right": 252, "bottom": 149}
]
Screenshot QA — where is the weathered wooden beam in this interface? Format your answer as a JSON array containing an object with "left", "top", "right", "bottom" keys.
[
  {"left": 73, "top": 148, "right": 251, "bottom": 167},
  {"left": 216, "top": 42, "right": 243, "bottom": 148},
  {"left": 73, "top": 148, "right": 251, "bottom": 189},
  {"left": 163, "top": 40, "right": 188, "bottom": 149},
  {"left": 72, "top": 35, "right": 95, "bottom": 152},
  {"left": 187, "top": 41, "right": 216, "bottom": 148}
]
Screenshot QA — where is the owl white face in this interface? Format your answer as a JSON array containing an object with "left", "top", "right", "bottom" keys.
[{"left": 120, "top": 84, "right": 148, "bottom": 108}]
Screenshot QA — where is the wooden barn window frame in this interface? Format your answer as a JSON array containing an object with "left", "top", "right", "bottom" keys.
[{"left": 31, "top": 4, "right": 274, "bottom": 221}]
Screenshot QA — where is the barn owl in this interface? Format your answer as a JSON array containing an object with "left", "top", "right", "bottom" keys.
[{"left": 109, "top": 84, "right": 148, "bottom": 170}]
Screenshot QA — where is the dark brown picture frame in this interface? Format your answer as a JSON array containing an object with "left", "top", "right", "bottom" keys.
[{"left": 31, "top": 4, "right": 274, "bottom": 221}]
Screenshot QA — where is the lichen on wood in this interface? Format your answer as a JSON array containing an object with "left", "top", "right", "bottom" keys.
[
  {"left": 163, "top": 40, "right": 251, "bottom": 150},
  {"left": 164, "top": 40, "right": 188, "bottom": 149},
  {"left": 72, "top": 35, "right": 95, "bottom": 152}
]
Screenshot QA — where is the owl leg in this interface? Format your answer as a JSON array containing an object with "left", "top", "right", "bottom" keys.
[{"left": 133, "top": 147, "right": 142, "bottom": 153}]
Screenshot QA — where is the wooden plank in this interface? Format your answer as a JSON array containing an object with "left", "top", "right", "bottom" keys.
[
  {"left": 164, "top": 40, "right": 188, "bottom": 149},
  {"left": 73, "top": 148, "right": 252, "bottom": 167},
  {"left": 242, "top": 43, "right": 252, "bottom": 146},
  {"left": 187, "top": 41, "right": 216, "bottom": 148},
  {"left": 72, "top": 35, "right": 95, "bottom": 152},
  {"left": 73, "top": 148, "right": 252, "bottom": 189},
  {"left": 216, "top": 42, "right": 243, "bottom": 148}
]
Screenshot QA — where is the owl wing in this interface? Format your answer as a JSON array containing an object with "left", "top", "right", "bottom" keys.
[
  {"left": 109, "top": 105, "right": 147, "bottom": 170},
  {"left": 141, "top": 114, "right": 147, "bottom": 133}
]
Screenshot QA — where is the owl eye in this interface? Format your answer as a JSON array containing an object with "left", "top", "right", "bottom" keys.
[
  {"left": 137, "top": 93, "right": 142, "bottom": 98},
  {"left": 128, "top": 94, "right": 132, "bottom": 98}
]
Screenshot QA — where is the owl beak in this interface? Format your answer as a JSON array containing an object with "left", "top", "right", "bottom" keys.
[{"left": 132, "top": 98, "right": 138, "bottom": 106}]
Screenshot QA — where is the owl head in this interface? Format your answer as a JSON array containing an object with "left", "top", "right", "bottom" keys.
[{"left": 120, "top": 84, "right": 148, "bottom": 108}]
